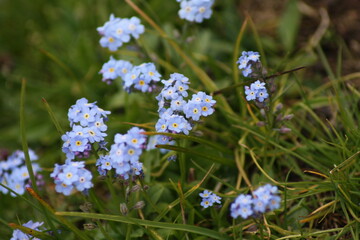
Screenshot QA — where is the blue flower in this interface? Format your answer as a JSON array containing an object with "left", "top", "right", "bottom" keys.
[
  {"left": 123, "top": 63, "right": 161, "bottom": 93},
  {"left": 170, "top": 97, "right": 186, "bottom": 111},
  {"left": 96, "top": 155, "right": 113, "bottom": 172},
  {"left": 199, "top": 190, "right": 221, "bottom": 208},
  {"left": 155, "top": 117, "right": 169, "bottom": 133},
  {"left": 99, "top": 56, "right": 121, "bottom": 82},
  {"left": 51, "top": 160, "right": 93, "bottom": 195},
  {"left": 58, "top": 165, "right": 79, "bottom": 185},
  {"left": 230, "top": 184, "right": 281, "bottom": 219},
  {"left": 244, "top": 85, "right": 257, "bottom": 101},
  {"left": 168, "top": 115, "right": 189, "bottom": 134},
  {"left": 75, "top": 169, "right": 93, "bottom": 191},
  {"left": 11, "top": 220, "right": 44, "bottom": 240},
  {"left": 97, "top": 14, "right": 144, "bottom": 51},
  {"left": 237, "top": 51, "right": 261, "bottom": 77},
  {"left": 127, "top": 17, "right": 145, "bottom": 39},
  {"left": 256, "top": 89, "right": 269, "bottom": 102},
  {"left": 183, "top": 101, "right": 202, "bottom": 121},
  {"left": 54, "top": 180, "right": 74, "bottom": 196},
  {"left": 244, "top": 81, "right": 268, "bottom": 102},
  {"left": 178, "top": 0, "right": 214, "bottom": 23},
  {"left": 252, "top": 80, "right": 266, "bottom": 90},
  {"left": 0, "top": 149, "right": 41, "bottom": 197}
]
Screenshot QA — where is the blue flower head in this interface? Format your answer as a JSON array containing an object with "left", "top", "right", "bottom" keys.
[
  {"left": 178, "top": 0, "right": 215, "bottom": 23},
  {"left": 237, "top": 51, "right": 261, "bottom": 77},
  {"left": 244, "top": 81, "right": 268, "bottom": 103},
  {"left": 199, "top": 189, "right": 221, "bottom": 208},
  {"left": 97, "top": 14, "right": 145, "bottom": 51},
  {"left": 230, "top": 184, "right": 281, "bottom": 219},
  {"left": 11, "top": 220, "right": 44, "bottom": 240},
  {"left": 51, "top": 161, "right": 93, "bottom": 195}
]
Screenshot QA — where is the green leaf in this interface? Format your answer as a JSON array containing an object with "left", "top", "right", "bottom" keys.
[
  {"left": 56, "top": 212, "right": 230, "bottom": 240},
  {"left": 278, "top": 0, "right": 302, "bottom": 51},
  {"left": 155, "top": 144, "right": 234, "bottom": 166}
]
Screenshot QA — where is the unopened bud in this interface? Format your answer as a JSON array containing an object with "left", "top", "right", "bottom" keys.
[
  {"left": 275, "top": 103, "right": 283, "bottom": 112},
  {"left": 143, "top": 185, "right": 149, "bottom": 191},
  {"left": 256, "top": 121, "right": 266, "bottom": 127},
  {"left": 133, "top": 201, "right": 145, "bottom": 210},
  {"left": 260, "top": 109, "right": 266, "bottom": 117},
  {"left": 80, "top": 202, "right": 93, "bottom": 213},
  {"left": 283, "top": 114, "right": 294, "bottom": 121},
  {"left": 120, "top": 203, "right": 128, "bottom": 216},
  {"left": 83, "top": 223, "right": 97, "bottom": 230},
  {"left": 279, "top": 126, "right": 291, "bottom": 133},
  {"left": 130, "top": 185, "right": 141, "bottom": 193},
  {"left": 276, "top": 114, "right": 283, "bottom": 122}
]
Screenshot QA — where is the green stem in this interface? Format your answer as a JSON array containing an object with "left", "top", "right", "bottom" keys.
[
  {"left": 20, "top": 79, "right": 59, "bottom": 238},
  {"left": 179, "top": 139, "right": 187, "bottom": 185}
]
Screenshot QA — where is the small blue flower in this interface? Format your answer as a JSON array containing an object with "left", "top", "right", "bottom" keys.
[
  {"left": 58, "top": 165, "right": 79, "bottom": 185},
  {"left": 99, "top": 56, "right": 121, "bottom": 82},
  {"left": 183, "top": 101, "right": 202, "bottom": 121},
  {"left": 75, "top": 169, "right": 93, "bottom": 191},
  {"left": 127, "top": 16, "right": 145, "bottom": 39},
  {"left": 199, "top": 189, "right": 212, "bottom": 198},
  {"left": 11, "top": 220, "right": 44, "bottom": 240},
  {"left": 251, "top": 80, "right": 266, "bottom": 90},
  {"left": 96, "top": 155, "right": 113, "bottom": 172},
  {"left": 178, "top": 0, "right": 214, "bottom": 23},
  {"left": 199, "top": 190, "right": 221, "bottom": 208},
  {"left": 244, "top": 85, "right": 257, "bottom": 101},
  {"left": 155, "top": 117, "right": 168, "bottom": 132},
  {"left": 237, "top": 51, "right": 260, "bottom": 77},
  {"left": 200, "top": 198, "right": 213, "bottom": 208},
  {"left": 256, "top": 89, "right": 269, "bottom": 102},
  {"left": 55, "top": 180, "right": 74, "bottom": 196},
  {"left": 97, "top": 14, "right": 144, "bottom": 51},
  {"left": 230, "top": 184, "right": 281, "bottom": 219}
]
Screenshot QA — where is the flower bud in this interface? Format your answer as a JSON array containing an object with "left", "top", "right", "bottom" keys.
[
  {"left": 133, "top": 201, "right": 145, "bottom": 210},
  {"left": 283, "top": 114, "right": 294, "bottom": 121},
  {"left": 130, "top": 185, "right": 141, "bottom": 193},
  {"left": 120, "top": 203, "right": 128, "bottom": 216},
  {"left": 80, "top": 202, "right": 93, "bottom": 212},
  {"left": 279, "top": 126, "right": 291, "bottom": 133},
  {"left": 83, "top": 223, "right": 97, "bottom": 230},
  {"left": 256, "top": 121, "right": 266, "bottom": 127}
]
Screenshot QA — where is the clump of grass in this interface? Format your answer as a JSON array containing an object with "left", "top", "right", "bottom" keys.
[{"left": 0, "top": 0, "right": 359, "bottom": 239}]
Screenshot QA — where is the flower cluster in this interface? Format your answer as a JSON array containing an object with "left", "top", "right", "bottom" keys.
[
  {"left": 99, "top": 56, "right": 133, "bottom": 84},
  {"left": 199, "top": 190, "right": 221, "bottom": 208},
  {"left": 10, "top": 220, "right": 44, "bottom": 240},
  {"left": 123, "top": 62, "right": 162, "bottom": 93},
  {"left": 50, "top": 160, "right": 93, "bottom": 196},
  {"left": 237, "top": 51, "right": 269, "bottom": 103},
  {"left": 96, "top": 127, "right": 147, "bottom": 180},
  {"left": 177, "top": 0, "right": 215, "bottom": 23},
  {"left": 237, "top": 51, "right": 261, "bottom": 77},
  {"left": 99, "top": 57, "right": 162, "bottom": 93},
  {"left": 62, "top": 98, "right": 110, "bottom": 160},
  {"left": 155, "top": 73, "right": 216, "bottom": 142},
  {"left": 0, "top": 149, "right": 43, "bottom": 197},
  {"left": 244, "top": 80, "right": 269, "bottom": 103},
  {"left": 230, "top": 184, "right": 281, "bottom": 219},
  {"left": 97, "top": 14, "right": 144, "bottom": 51}
]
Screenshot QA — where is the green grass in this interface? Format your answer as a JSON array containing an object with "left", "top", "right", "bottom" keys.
[{"left": 0, "top": 0, "right": 359, "bottom": 239}]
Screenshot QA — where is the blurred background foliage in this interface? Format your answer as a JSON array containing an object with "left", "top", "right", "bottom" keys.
[{"left": 1, "top": 0, "right": 360, "bottom": 238}]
